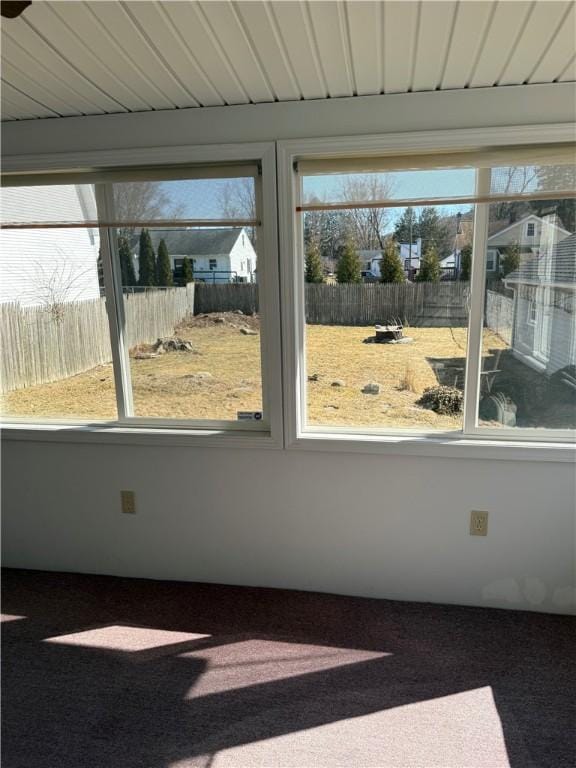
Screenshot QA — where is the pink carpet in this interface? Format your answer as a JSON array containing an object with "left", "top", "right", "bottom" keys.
[{"left": 2, "top": 569, "right": 574, "bottom": 767}]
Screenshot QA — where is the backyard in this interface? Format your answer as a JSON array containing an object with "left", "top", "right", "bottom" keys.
[{"left": 2, "top": 313, "right": 510, "bottom": 429}]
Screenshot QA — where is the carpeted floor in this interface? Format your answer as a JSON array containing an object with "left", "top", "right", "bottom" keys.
[{"left": 2, "top": 569, "right": 575, "bottom": 768}]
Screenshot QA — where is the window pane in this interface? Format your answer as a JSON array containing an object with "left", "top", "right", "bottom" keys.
[
  {"left": 0, "top": 186, "right": 117, "bottom": 421},
  {"left": 117, "top": 225, "right": 263, "bottom": 422},
  {"left": 303, "top": 168, "right": 476, "bottom": 207},
  {"left": 112, "top": 177, "right": 256, "bottom": 225},
  {"left": 0, "top": 183, "right": 97, "bottom": 226},
  {"left": 478, "top": 198, "right": 576, "bottom": 431},
  {"left": 302, "top": 201, "right": 473, "bottom": 431}
]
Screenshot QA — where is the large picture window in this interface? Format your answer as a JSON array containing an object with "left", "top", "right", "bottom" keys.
[
  {"left": 1, "top": 152, "right": 280, "bottom": 437},
  {"left": 293, "top": 145, "right": 575, "bottom": 441}
]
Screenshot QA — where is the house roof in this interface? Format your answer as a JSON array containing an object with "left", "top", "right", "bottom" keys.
[
  {"left": 147, "top": 228, "right": 243, "bottom": 257},
  {"left": 487, "top": 214, "right": 571, "bottom": 241},
  {"left": 505, "top": 232, "right": 576, "bottom": 286}
]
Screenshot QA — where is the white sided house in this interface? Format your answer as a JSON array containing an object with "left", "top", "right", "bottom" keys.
[
  {"left": 504, "top": 231, "right": 576, "bottom": 377},
  {"left": 486, "top": 214, "right": 571, "bottom": 275},
  {"left": 360, "top": 239, "right": 423, "bottom": 281},
  {"left": 0, "top": 185, "right": 100, "bottom": 307},
  {"left": 146, "top": 228, "right": 257, "bottom": 284}
]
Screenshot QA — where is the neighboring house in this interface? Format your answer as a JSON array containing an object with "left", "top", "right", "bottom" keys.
[
  {"left": 0, "top": 185, "right": 101, "bottom": 307},
  {"left": 486, "top": 214, "right": 571, "bottom": 276},
  {"left": 359, "top": 239, "right": 422, "bottom": 281},
  {"left": 504, "top": 231, "right": 576, "bottom": 375},
  {"left": 359, "top": 250, "right": 383, "bottom": 281},
  {"left": 143, "top": 227, "right": 256, "bottom": 284},
  {"left": 399, "top": 239, "right": 422, "bottom": 275}
]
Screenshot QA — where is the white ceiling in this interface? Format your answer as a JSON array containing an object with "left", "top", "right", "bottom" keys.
[{"left": 1, "top": 0, "right": 575, "bottom": 122}]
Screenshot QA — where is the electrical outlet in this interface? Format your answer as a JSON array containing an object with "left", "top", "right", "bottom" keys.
[
  {"left": 470, "top": 510, "right": 488, "bottom": 536},
  {"left": 120, "top": 490, "right": 136, "bottom": 514}
]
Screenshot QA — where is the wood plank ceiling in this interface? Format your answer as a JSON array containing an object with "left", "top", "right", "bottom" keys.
[{"left": 1, "top": 0, "right": 575, "bottom": 121}]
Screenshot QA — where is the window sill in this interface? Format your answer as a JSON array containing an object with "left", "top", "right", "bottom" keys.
[
  {"left": 287, "top": 430, "right": 575, "bottom": 462},
  {"left": 2, "top": 423, "right": 573, "bottom": 461},
  {"left": 0, "top": 422, "right": 282, "bottom": 450}
]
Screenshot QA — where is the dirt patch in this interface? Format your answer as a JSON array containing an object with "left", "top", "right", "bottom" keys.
[{"left": 177, "top": 311, "right": 260, "bottom": 332}]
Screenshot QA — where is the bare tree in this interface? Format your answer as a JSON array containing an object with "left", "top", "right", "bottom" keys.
[
  {"left": 23, "top": 257, "right": 96, "bottom": 322},
  {"left": 218, "top": 178, "right": 256, "bottom": 221},
  {"left": 113, "top": 182, "right": 184, "bottom": 244},
  {"left": 338, "top": 174, "right": 394, "bottom": 250}
]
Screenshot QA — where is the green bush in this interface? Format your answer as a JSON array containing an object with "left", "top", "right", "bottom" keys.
[{"left": 417, "top": 385, "right": 463, "bottom": 415}]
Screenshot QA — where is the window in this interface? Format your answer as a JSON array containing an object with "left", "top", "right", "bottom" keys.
[
  {"left": 479, "top": 198, "right": 575, "bottom": 432},
  {"left": 1, "top": 149, "right": 282, "bottom": 438},
  {"left": 291, "top": 144, "right": 575, "bottom": 441},
  {"left": 527, "top": 222, "right": 535, "bottom": 237}
]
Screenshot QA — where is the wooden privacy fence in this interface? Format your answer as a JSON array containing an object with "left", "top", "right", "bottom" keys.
[
  {"left": 194, "top": 281, "right": 469, "bottom": 326},
  {"left": 193, "top": 282, "right": 471, "bottom": 326},
  {"left": 305, "top": 282, "right": 470, "bottom": 326},
  {"left": 194, "top": 283, "right": 258, "bottom": 315},
  {"left": 485, "top": 289, "right": 514, "bottom": 346},
  {"left": 0, "top": 285, "right": 194, "bottom": 393}
]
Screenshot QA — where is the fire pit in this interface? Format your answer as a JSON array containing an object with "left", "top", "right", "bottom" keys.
[{"left": 363, "top": 319, "right": 413, "bottom": 345}]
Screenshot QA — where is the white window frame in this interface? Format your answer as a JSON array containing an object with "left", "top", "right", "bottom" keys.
[
  {"left": 277, "top": 126, "right": 576, "bottom": 459},
  {"left": 1, "top": 142, "right": 284, "bottom": 449}
]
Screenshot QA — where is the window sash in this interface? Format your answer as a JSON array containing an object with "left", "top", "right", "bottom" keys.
[
  {"left": 1, "top": 164, "right": 270, "bottom": 432},
  {"left": 291, "top": 157, "right": 575, "bottom": 442}
]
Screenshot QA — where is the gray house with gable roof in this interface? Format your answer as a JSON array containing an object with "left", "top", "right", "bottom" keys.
[{"left": 504, "top": 232, "right": 576, "bottom": 376}]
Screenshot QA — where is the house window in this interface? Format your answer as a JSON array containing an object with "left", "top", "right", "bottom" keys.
[
  {"left": 526, "top": 222, "right": 535, "bottom": 237},
  {"left": 527, "top": 300, "right": 537, "bottom": 325},
  {"left": 292, "top": 147, "right": 575, "bottom": 441},
  {"left": 1, "top": 160, "right": 277, "bottom": 435}
]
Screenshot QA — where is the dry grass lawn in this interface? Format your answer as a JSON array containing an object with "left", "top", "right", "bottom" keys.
[{"left": 2, "top": 320, "right": 506, "bottom": 428}]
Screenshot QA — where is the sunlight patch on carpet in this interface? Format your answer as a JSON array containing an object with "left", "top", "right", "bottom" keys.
[
  {"left": 181, "top": 639, "right": 391, "bottom": 698},
  {"left": 193, "top": 687, "right": 512, "bottom": 768},
  {"left": 44, "top": 625, "right": 210, "bottom": 652}
]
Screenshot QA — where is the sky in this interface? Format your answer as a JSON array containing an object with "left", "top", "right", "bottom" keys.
[{"left": 302, "top": 168, "right": 476, "bottom": 231}]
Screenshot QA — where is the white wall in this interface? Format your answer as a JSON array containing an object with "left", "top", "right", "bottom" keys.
[
  {"left": 2, "top": 440, "right": 574, "bottom": 614},
  {"left": 2, "top": 84, "right": 575, "bottom": 614}
]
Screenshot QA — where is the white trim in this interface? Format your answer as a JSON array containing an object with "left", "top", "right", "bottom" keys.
[
  {"left": 2, "top": 142, "right": 284, "bottom": 445},
  {"left": 94, "top": 184, "right": 134, "bottom": 418},
  {"left": 0, "top": 423, "right": 281, "bottom": 450},
  {"left": 278, "top": 124, "right": 576, "bottom": 451},
  {"left": 463, "top": 169, "right": 490, "bottom": 434},
  {"left": 285, "top": 431, "right": 575, "bottom": 462}
]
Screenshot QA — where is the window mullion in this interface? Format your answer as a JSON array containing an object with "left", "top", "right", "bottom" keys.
[
  {"left": 94, "top": 183, "right": 134, "bottom": 419},
  {"left": 463, "top": 168, "right": 491, "bottom": 435}
]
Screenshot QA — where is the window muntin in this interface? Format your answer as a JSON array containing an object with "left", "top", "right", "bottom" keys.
[{"left": 296, "top": 150, "right": 576, "bottom": 439}]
